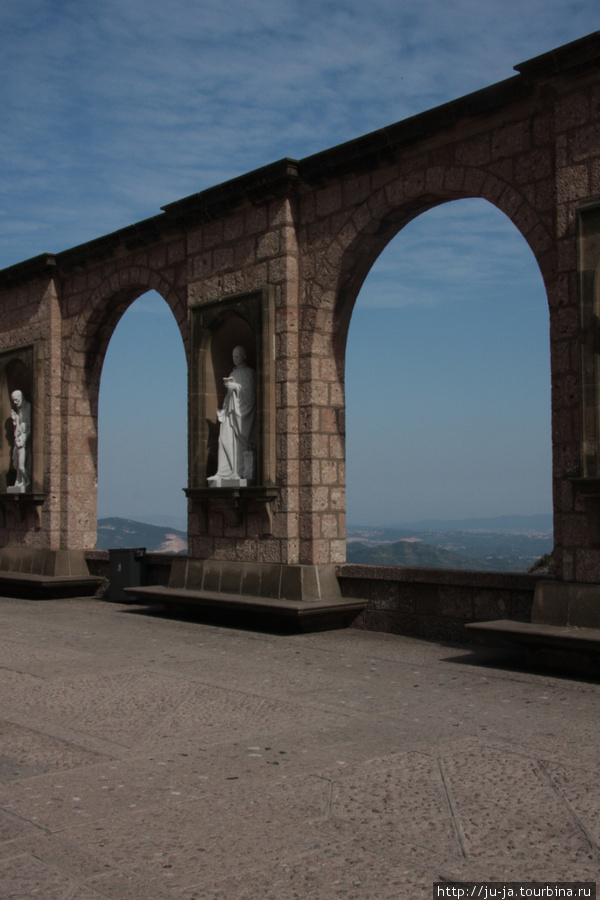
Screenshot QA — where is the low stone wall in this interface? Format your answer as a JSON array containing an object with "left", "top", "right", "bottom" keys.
[
  {"left": 85, "top": 550, "right": 173, "bottom": 596},
  {"left": 85, "top": 551, "right": 542, "bottom": 642},
  {"left": 337, "top": 564, "right": 542, "bottom": 643}
]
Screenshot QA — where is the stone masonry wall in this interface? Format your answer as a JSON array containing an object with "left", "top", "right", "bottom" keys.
[
  {"left": 338, "top": 564, "right": 538, "bottom": 643},
  {"left": 293, "top": 95, "right": 557, "bottom": 565},
  {"left": 185, "top": 197, "right": 303, "bottom": 564},
  {"left": 1, "top": 34, "right": 600, "bottom": 583},
  {"left": 551, "top": 73, "right": 600, "bottom": 582}
]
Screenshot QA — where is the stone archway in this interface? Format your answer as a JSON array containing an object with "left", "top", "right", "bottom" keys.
[
  {"left": 343, "top": 197, "right": 552, "bottom": 535},
  {"left": 0, "top": 31, "right": 598, "bottom": 592},
  {"left": 60, "top": 268, "right": 188, "bottom": 549},
  {"left": 293, "top": 168, "right": 556, "bottom": 565}
]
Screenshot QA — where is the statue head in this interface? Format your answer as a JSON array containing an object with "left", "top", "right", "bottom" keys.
[
  {"left": 11, "top": 390, "right": 23, "bottom": 410},
  {"left": 232, "top": 346, "right": 247, "bottom": 366}
]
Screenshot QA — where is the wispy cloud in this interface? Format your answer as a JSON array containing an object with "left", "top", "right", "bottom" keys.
[
  {"left": 0, "top": 0, "right": 591, "bottom": 523},
  {"left": 357, "top": 200, "right": 546, "bottom": 310},
  {"left": 0, "top": 0, "right": 597, "bottom": 266}
]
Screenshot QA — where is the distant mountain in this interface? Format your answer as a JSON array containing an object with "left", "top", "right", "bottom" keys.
[
  {"left": 97, "top": 518, "right": 187, "bottom": 554},
  {"left": 96, "top": 514, "right": 552, "bottom": 570},
  {"left": 366, "top": 514, "right": 553, "bottom": 534},
  {"left": 347, "top": 540, "right": 486, "bottom": 570},
  {"left": 130, "top": 514, "right": 188, "bottom": 532},
  {"left": 346, "top": 521, "right": 553, "bottom": 572}
]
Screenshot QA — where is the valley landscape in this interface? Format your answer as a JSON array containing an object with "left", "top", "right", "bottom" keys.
[
  {"left": 347, "top": 514, "right": 553, "bottom": 572},
  {"left": 97, "top": 514, "right": 553, "bottom": 573}
]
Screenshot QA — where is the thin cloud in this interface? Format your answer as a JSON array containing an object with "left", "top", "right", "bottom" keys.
[
  {"left": 357, "top": 200, "right": 546, "bottom": 310},
  {"left": 1, "top": 0, "right": 598, "bottom": 272},
  {"left": 1, "top": 0, "right": 578, "bottom": 523}
]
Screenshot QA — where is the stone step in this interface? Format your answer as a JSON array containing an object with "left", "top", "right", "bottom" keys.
[
  {"left": 466, "top": 619, "right": 600, "bottom": 652},
  {"left": 0, "top": 571, "right": 104, "bottom": 599},
  {"left": 466, "top": 618, "right": 600, "bottom": 676},
  {"left": 124, "top": 585, "right": 367, "bottom": 632}
]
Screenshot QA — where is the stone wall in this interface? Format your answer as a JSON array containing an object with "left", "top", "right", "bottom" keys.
[
  {"left": 1, "top": 34, "right": 600, "bottom": 588},
  {"left": 338, "top": 564, "right": 538, "bottom": 643},
  {"left": 85, "top": 550, "right": 539, "bottom": 643}
]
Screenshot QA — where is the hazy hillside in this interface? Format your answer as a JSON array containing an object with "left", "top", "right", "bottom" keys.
[
  {"left": 385, "top": 514, "right": 553, "bottom": 533},
  {"left": 347, "top": 540, "right": 486, "bottom": 570},
  {"left": 97, "top": 518, "right": 187, "bottom": 554},
  {"left": 97, "top": 514, "right": 552, "bottom": 571},
  {"left": 347, "top": 517, "right": 553, "bottom": 572}
]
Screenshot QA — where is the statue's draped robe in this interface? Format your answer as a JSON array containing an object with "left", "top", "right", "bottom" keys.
[
  {"left": 11, "top": 399, "right": 31, "bottom": 489},
  {"left": 213, "top": 364, "right": 256, "bottom": 481}
]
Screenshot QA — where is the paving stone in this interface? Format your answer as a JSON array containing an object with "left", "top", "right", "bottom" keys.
[
  {"left": 329, "top": 752, "right": 461, "bottom": 857},
  {"left": 0, "top": 721, "right": 111, "bottom": 779},
  {"left": 0, "top": 851, "right": 75, "bottom": 899},
  {"left": 190, "top": 838, "right": 479, "bottom": 900},
  {"left": 0, "top": 597, "right": 598, "bottom": 898},
  {"left": 440, "top": 747, "right": 598, "bottom": 864}
]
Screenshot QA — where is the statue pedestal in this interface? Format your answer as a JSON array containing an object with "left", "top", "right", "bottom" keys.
[
  {"left": 207, "top": 477, "right": 252, "bottom": 488},
  {"left": 185, "top": 485, "right": 279, "bottom": 534},
  {"left": 7, "top": 484, "right": 27, "bottom": 494}
]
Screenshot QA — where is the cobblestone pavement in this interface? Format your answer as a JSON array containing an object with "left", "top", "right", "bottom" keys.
[{"left": 0, "top": 596, "right": 598, "bottom": 899}]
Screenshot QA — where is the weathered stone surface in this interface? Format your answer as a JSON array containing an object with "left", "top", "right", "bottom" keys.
[{"left": 0, "top": 597, "right": 599, "bottom": 897}]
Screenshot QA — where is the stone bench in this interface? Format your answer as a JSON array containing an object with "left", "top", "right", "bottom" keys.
[
  {"left": 0, "top": 548, "right": 105, "bottom": 599},
  {"left": 465, "top": 581, "right": 600, "bottom": 673},
  {"left": 124, "top": 558, "right": 367, "bottom": 632}
]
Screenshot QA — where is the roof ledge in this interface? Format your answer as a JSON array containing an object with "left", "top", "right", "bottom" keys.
[{"left": 515, "top": 30, "right": 600, "bottom": 81}]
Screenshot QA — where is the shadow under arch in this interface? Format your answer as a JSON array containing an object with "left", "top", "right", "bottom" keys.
[{"left": 343, "top": 196, "right": 553, "bottom": 561}]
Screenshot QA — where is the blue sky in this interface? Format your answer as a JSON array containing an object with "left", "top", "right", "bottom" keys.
[{"left": 1, "top": 1, "right": 598, "bottom": 528}]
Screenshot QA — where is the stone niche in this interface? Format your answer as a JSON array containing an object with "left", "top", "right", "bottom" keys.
[
  {"left": 0, "top": 342, "right": 44, "bottom": 499},
  {"left": 187, "top": 287, "right": 277, "bottom": 532}
]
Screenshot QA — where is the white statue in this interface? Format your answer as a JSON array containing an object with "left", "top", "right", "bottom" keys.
[
  {"left": 8, "top": 390, "right": 31, "bottom": 493},
  {"left": 207, "top": 346, "right": 256, "bottom": 487}
]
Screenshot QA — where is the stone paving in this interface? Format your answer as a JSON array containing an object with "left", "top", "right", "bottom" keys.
[{"left": 0, "top": 596, "right": 599, "bottom": 899}]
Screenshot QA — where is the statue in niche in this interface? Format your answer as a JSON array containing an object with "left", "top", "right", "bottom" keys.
[
  {"left": 208, "top": 346, "right": 256, "bottom": 487},
  {"left": 7, "top": 390, "right": 31, "bottom": 493}
]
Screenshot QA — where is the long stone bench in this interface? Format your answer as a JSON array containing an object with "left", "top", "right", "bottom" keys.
[
  {"left": 124, "top": 558, "right": 367, "bottom": 632},
  {"left": 465, "top": 581, "right": 600, "bottom": 674},
  {"left": 0, "top": 548, "right": 105, "bottom": 599}
]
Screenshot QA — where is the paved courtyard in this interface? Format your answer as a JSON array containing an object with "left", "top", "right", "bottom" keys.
[{"left": 0, "top": 595, "right": 598, "bottom": 899}]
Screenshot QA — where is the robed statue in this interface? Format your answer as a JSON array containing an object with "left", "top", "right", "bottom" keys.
[
  {"left": 8, "top": 390, "right": 31, "bottom": 493},
  {"left": 207, "top": 346, "right": 256, "bottom": 487}
]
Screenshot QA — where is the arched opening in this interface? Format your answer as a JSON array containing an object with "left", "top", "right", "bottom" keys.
[
  {"left": 97, "top": 290, "right": 188, "bottom": 552},
  {"left": 345, "top": 198, "right": 553, "bottom": 572}
]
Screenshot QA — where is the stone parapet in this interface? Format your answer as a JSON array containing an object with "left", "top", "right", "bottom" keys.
[{"left": 337, "top": 564, "right": 541, "bottom": 643}]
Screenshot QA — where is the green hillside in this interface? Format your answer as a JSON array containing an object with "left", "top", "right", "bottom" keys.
[
  {"left": 347, "top": 540, "right": 486, "bottom": 570},
  {"left": 97, "top": 518, "right": 187, "bottom": 554}
]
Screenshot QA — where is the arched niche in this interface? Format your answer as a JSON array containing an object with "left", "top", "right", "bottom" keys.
[
  {"left": 0, "top": 342, "right": 44, "bottom": 496},
  {"left": 187, "top": 288, "right": 277, "bottom": 533}
]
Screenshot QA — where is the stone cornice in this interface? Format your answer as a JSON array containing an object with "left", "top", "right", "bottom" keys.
[
  {"left": 514, "top": 30, "right": 600, "bottom": 82},
  {"left": 161, "top": 158, "right": 300, "bottom": 227},
  {"left": 0, "top": 253, "right": 57, "bottom": 289}
]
